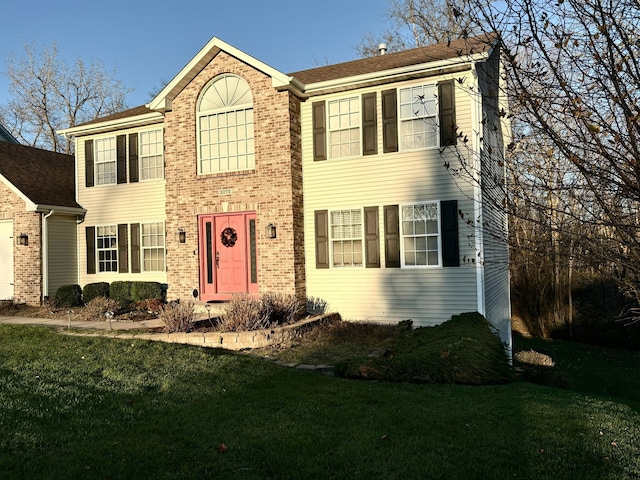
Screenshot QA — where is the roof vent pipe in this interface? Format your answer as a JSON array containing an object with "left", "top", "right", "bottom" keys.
[{"left": 378, "top": 43, "right": 387, "bottom": 55}]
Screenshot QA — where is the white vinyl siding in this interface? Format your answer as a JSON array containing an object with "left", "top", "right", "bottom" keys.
[
  {"left": 76, "top": 123, "right": 167, "bottom": 288},
  {"left": 46, "top": 215, "right": 78, "bottom": 297},
  {"left": 302, "top": 78, "right": 479, "bottom": 327}
]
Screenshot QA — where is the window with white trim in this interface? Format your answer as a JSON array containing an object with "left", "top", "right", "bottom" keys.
[
  {"left": 330, "top": 209, "right": 363, "bottom": 267},
  {"left": 141, "top": 222, "right": 165, "bottom": 272},
  {"left": 401, "top": 202, "right": 441, "bottom": 267},
  {"left": 94, "top": 137, "right": 117, "bottom": 185},
  {"left": 399, "top": 84, "right": 438, "bottom": 150},
  {"left": 139, "top": 129, "right": 164, "bottom": 180},
  {"left": 328, "top": 96, "right": 360, "bottom": 158},
  {"left": 97, "top": 225, "right": 118, "bottom": 272},
  {"left": 197, "top": 74, "right": 255, "bottom": 174}
]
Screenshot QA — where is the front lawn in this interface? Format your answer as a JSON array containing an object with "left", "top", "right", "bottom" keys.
[{"left": 0, "top": 324, "right": 638, "bottom": 479}]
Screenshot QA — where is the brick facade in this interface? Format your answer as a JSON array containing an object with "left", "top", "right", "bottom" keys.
[
  {"left": 165, "top": 52, "right": 305, "bottom": 303},
  {"left": 0, "top": 181, "right": 42, "bottom": 305}
]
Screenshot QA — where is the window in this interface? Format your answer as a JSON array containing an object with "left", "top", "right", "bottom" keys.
[
  {"left": 94, "top": 138, "right": 116, "bottom": 185},
  {"left": 399, "top": 84, "right": 438, "bottom": 150},
  {"left": 401, "top": 202, "right": 440, "bottom": 267},
  {"left": 139, "top": 129, "right": 164, "bottom": 180},
  {"left": 198, "top": 74, "right": 254, "bottom": 174},
  {"left": 97, "top": 225, "right": 118, "bottom": 272},
  {"left": 330, "top": 209, "right": 363, "bottom": 267},
  {"left": 328, "top": 96, "right": 360, "bottom": 158},
  {"left": 141, "top": 222, "right": 165, "bottom": 272}
]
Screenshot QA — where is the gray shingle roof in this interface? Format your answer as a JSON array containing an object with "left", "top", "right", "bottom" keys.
[{"left": 0, "top": 142, "right": 81, "bottom": 209}]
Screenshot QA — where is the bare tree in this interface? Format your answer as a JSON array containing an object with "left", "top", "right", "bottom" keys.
[
  {"left": 1, "top": 42, "right": 131, "bottom": 154},
  {"left": 356, "top": 0, "right": 482, "bottom": 56}
]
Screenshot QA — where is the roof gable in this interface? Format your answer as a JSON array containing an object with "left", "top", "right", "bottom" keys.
[
  {"left": 0, "top": 142, "right": 82, "bottom": 210},
  {"left": 148, "top": 37, "right": 299, "bottom": 112}
]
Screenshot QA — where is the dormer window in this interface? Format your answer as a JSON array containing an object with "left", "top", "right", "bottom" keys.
[{"left": 197, "top": 74, "right": 255, "bottom": 174}]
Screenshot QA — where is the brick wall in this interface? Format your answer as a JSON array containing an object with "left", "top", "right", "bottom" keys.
[
  {"left": 165, "top": 52, "right": 305, "bottom": 303},
  {"left": 0, "top": 181, "right": 42, "bottom": 305}
]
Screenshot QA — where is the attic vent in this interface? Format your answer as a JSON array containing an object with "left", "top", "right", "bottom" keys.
[{"left": 378, "top": 43, "right": 387, "bottom": 55}]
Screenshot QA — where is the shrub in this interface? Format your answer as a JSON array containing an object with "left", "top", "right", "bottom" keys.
[
  {"left": 334, "top": 312, "right": 514, "bottom": 385},
  {"left": 306, "top": 296, "right": 329, "bottom": 315},
  {"left": 219, "top": 292, "right": 302, "bottom": 332},
  {"left": 134, "top": 298, "right": 165, "bottom": 314},
  {"left": 131, "top": 282, "right": 166, "bottom": 302},
  {"left": 158, "top": 300, "right": 197, "bottom": 333},
  {"left": 514, "top": 349, "right": 569, "bottom": 388},
  {"left": 82, "top": 282, "right": 110, "bottom": 303},
  {"left": 54, "top": 284, "right": 83, "bottom": 308},
  {"left": 110, "top": 281, "right": 133, "bottom": 306},
  {"left": 84, "top": 296, "right": 120, "bottom": 319}
]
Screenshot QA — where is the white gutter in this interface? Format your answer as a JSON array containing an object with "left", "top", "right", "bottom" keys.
[
  {"left": 42, "top": 209, "right": 54, "bottom": 300},
  {"left": 58, "top": 111, "right": 164, "bottom": 138}
]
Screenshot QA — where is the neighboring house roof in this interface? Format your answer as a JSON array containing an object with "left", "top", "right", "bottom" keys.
[
  {"left": 61, "top": 33, "right": 497, "bottom": 135},
  {"left": 0, "top": 142, "right": 83, "bottom": 211},
  {"left": 0, "top": 124, "right": 19, "bottom": 144}
]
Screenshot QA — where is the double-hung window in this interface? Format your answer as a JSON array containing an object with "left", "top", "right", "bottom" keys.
[
  {"left": 399, "top": 84, "right": 438, "bottom": 150},
  {"left": 401, "top": 202, "right": 440, "bottom": 267},
  {"left": 142, "top": 222, "right": 165, "bottom": 272},
  {"left": 94, "top": 138, "right": 117, "bottom": 185},
  {"left": 328, "top": 97, "right": 360, "bottom": 158},
  {"left": 139, "top": 129, "right": 164, "bottom": 180},
  {"left": 97, "top": 225, "right": 118, "bottom": 272},
  {"left": 330, "top": 209, "right": 363, "bottom": 267}
]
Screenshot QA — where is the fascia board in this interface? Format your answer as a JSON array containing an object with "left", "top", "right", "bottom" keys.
[
  {"left": 148, "top": 37, "right": 296, "bottom": 111},
  {"left": 58, "top": 112, "right": 164, "bottom": 138},
  {"left": 299, "top": 52, "right": 488, "bottom": 97},
  {"left": 34, "top": 204, "right": 87, "bottom": 216},
  {"left": 0, "top": 172, "right": 34, "bottom": 209}
]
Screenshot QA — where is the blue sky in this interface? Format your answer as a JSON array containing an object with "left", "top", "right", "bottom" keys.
[{"left": 0, "top": 0, "right": 391, "bottom": 108}]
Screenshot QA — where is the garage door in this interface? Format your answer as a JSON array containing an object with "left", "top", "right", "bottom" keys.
[{"left": 0, "top": 221, "right": 14, "bottom": 300}]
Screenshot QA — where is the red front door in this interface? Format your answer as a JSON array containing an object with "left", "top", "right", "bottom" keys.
[{"left": 199, "top": 212, "right": 258, "bottom": 301}]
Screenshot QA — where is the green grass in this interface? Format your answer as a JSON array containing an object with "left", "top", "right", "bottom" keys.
[{"left": 0, "top": 324, "right": 639, "bottom": 479}]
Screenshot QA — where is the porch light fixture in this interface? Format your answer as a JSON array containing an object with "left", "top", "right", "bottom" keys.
[
  {"left": 178, "top": 228, "right": 186, "bottom": 243},
  {"left": 266, "top": 223, "right": 277, "bottom": 239},
  {"left": 18, "top": 233, "right": 28, "bottom": 246}
]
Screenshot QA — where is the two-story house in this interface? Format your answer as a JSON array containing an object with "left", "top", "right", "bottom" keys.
[{"left": 60, "top": 33, "right": 511, "bottom": 348}]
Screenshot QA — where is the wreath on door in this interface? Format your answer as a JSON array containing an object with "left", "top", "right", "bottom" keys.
[{"left": 221, "top": 227, "right": 238, "bottom": 248}]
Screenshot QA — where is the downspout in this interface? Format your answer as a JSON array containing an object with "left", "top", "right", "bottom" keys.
[{"left": 42, "top": 209, "right": 54, "bottom": 301}]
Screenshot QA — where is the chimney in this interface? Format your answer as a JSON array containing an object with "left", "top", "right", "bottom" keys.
[{"left": 378, "top": 43, "right": 387, "bottom": 55}]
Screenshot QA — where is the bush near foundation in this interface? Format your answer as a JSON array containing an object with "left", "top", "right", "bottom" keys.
[
  {"left": 109, "top": 281, "right": 133, "bottom": 307},
  {"left": 131, "top": 282, "right": 166, "bottom": 302},
  {"left": 82, "top": 282, "right": 110, "bottom": 304},
  {"left": 54, "top": 284, "right": 83, "bottom": 308}
]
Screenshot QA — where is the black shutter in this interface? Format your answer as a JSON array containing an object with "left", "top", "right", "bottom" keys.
[
  {"left": 439, "top": 81, "right": 457, "bottom": 147},
  {"left": 441, "top": 200, "right": 460, "bottom": 267},
  {"left": 116, "top": 135, "right": 127, "bottom": 184},
  {"left": 384, "top": 205, "right": 400, "bottom": 268},
  {"left": 364, "top": 206, "right": 380, "bottom": 268},
  {"left": 130, "top": 223, "right": 141, "bottom": 273},
  {"left": 312, "top": 101, "right": 327, "bottom": 161},
  {"left": 118, "top": 224, "right": 129, "bottom": 273},
  {"left": 85, "top": 140, "right": 94, "bottom": 188},
  {"left": 382, "top": 89, "right": 398, "bottom": 153},
  {"left": 86, "top": 226, "right": 96, "bottom": 274},
  {"left": 315, "top": 210, "right": 329, "bottom": 269},
  {"left": 362, "top": 93, "right": 378, "bottom": 156},
  {"left": 129, "top": 133, "right": 139, "bottom": 183}
]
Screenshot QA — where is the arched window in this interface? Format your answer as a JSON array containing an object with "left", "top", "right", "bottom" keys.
[{"left": 197, "top": 74, "right": 254, "bottom": 174}]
